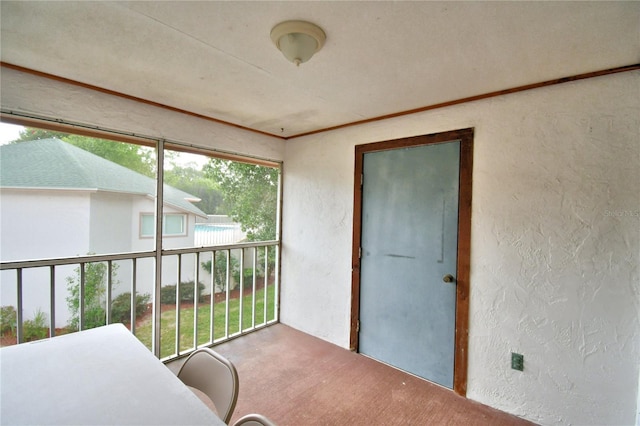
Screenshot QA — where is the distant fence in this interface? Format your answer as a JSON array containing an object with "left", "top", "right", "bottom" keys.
[{"left": 194, "top": 223, "right": 246, "bottom": 246}]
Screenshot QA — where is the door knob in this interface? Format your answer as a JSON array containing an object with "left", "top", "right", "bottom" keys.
[{"left": 443, "top": 274, "right": 455, "bottom": 283}]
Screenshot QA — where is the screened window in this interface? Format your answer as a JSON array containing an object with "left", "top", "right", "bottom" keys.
[{"left": 0, "top": 121, "right": 281, "bottom": 351}]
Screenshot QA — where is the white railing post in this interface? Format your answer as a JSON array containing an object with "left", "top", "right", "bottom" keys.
[
  {"left": 49, "top": 265, "right": 56, "bottom": 337},
  {"left": 79, "top": 262, "right": 85, "bottom": 331},
  {"left": 130, "top": 259, "right": 137, "bottom": 335},
  {"left": 194, "top": 252, "right": 199, "bottom": 349},
  {"left": 175, "top": 254, "right": 182, "bottom": 356},
  {"left": 225, "top": 249, "right": 230, "bottom": 339},
  {"left": 16, "top": 268, "right": 24, "bottom": 344},
  {"left": 152, "top": 140, "right": 165, "bottom": 358}
]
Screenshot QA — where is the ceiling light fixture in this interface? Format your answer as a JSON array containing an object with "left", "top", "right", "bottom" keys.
[{"left": 270, "top": 20, "right": 326, "bottom": 66}]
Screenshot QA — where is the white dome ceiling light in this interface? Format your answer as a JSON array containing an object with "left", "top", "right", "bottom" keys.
[{"left": 270, "top": 20, "right": 326, "bottom": 66}]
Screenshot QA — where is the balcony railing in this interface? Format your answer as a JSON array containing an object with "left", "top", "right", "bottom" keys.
[{"left": 0, "top": 241, "right": 279, "bottom": 361}]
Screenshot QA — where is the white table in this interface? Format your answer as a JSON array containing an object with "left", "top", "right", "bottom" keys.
[{"left": 0, "top": 324, "right": 224, "bottom": 425}]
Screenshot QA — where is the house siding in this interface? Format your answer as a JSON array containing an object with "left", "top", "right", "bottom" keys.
[
  {"left": 0, "top": 189, "right": 91, "bottom": 261},
  {"left": 0, "top": 189, "right": 205, "bottom": 327},
  {"left": 90, "top": 192, "right": 134, "bottom": 254},
  {"left": 0, "top": 189, "right": 92, "bottom": 325}
]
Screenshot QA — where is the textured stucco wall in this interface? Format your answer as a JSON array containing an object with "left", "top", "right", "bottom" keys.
[{"left": 280, "top": 71, "right": 639, "bottom": 425}]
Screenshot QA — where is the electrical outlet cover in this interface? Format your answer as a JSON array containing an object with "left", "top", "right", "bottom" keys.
[{"left": 511, "top": 352, "right": 524, "bottom": 371}]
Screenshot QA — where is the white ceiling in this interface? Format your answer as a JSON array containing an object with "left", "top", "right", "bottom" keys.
[{"left": 1, "top": 1, "right": 638, "bottom": 138}]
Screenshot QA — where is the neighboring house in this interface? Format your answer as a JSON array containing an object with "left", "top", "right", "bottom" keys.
[{"left": 0, "top": 138, "right": 209, "bottom": 326}]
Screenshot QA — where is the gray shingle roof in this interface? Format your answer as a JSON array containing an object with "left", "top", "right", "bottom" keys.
[{"left": 0, "top": 138, "right": 206, "bottom": 217}]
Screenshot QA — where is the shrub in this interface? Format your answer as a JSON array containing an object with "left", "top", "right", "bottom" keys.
[
  {"left": 66, "top": 260, "right": 119, "bottom": 330},
  {"left": 160, "top": 281, "right": 205, "bottom": 305},
  {"left": 241, "top": 268, "right": 264, "bottom": 288},
  {"left": 201, "top": 250, "right": 269, "bottom": 291},
  {"left": 111, "top": 292, "right": 151, "bottom": 324},
  {"left": 201, "top": 252, "right": 240, "bottom": 291},
  {"left": 0, "top": 306, "right": 17, "bottom": 335},
  {"left": 23, "top": 309, "right": 48, "bottom": 341}
]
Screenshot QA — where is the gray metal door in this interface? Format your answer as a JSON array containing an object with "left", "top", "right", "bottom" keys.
[{"left": 359, "top": 140, "right": 460, "bottom": 388}]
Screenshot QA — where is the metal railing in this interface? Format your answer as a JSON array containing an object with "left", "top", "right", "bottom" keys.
[{"left": 0, "top": 241, "right": 279, "bottom": 361}]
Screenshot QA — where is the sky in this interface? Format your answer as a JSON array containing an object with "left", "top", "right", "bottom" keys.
[
  {"left": 0, "top": 121, "right": 208, "bottom": 167},
  {"left": 0, "top": 122, "right": 24, "bottom": 145}
]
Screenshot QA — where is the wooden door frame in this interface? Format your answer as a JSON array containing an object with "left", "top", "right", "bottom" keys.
[{"left": 350, "top": 128, "right": 473, "bottom": 396}]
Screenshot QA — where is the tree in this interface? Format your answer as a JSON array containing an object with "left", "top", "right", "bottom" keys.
[
  {"left": 164, "top": 164, "right": 223, "bottom": 215},
  {"left": 203, "top": 159, "right": 279, "bottom": 242},
  {"left": 11, "top": 127, "right": 69, "bottom": 142},
  {"left": 64, "top": 134, "right": 156, "bottom": 177}
]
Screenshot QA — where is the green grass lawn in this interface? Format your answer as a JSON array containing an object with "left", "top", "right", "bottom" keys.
[{"left": 136, "top": 285, "right": 276, "bottom": 359}]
